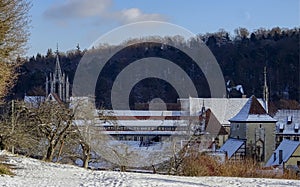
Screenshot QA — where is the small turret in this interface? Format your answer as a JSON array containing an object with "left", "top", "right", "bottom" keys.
[{"left": 263, "top": 67, "right": 269, "bottom": 113}]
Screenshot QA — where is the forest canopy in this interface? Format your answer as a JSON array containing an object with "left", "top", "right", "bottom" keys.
[{"left": 11, "top": 27, "right": 300, "bottom": 109}]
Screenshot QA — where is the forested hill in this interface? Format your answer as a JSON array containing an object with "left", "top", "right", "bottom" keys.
[{"left": 11, "top": 27, "right": 299, "bottom": 109}]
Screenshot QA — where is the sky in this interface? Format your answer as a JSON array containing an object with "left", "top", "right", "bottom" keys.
[{"left": 27, "top": 0, "right": 300, "bottom": 57}]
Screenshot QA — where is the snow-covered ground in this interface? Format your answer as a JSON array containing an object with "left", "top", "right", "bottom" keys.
[{"left": 0, "top": 151, "right": 299, "bottom": 187}]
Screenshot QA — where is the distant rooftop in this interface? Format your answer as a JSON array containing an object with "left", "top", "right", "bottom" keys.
[
  {"left": 265, "top": 139, "right": 300, "bottom": 167},
  {"left": 274, "top": 109, "right": 300, "bottom": 135}
]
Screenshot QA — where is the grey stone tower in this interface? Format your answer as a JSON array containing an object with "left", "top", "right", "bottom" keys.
[{"left": 45, "top": 49, "right": 70, "bottom": 102}]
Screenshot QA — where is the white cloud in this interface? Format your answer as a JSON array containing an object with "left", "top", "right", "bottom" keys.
[
  {"left": 44, "top": 0, "right": 166, "bottom": 25},
  {"left": 117, "top": 8, "right": 165, "bottom": 24},
  {"left": 44, "top": 0, "right": 111, "bottom": 19}
]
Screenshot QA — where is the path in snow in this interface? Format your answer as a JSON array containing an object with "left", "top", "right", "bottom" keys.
[{"left": 0, "top": 151, "right": 299, "bottom": 187}]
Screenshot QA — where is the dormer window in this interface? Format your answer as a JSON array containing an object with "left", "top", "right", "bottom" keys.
[
  {"left": 287, "top": 116, "right": 293, "bottom": 124},
  {"left": 295, "top": 123, "right": 299, "bottom": 133},
  {"left": 279, "top": 123, "right": 284, "bottom": 133}
]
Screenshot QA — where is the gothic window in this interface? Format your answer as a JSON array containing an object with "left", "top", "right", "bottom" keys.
[{"left": 55, "top": 83, "right": 59, "bottom": 94}]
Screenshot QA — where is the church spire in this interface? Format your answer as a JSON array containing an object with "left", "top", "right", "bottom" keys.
[
  {"left": 46, "top": 44, "right": 70, "bottom": 103},
  {"left": 54, "top": 44, "right": 62, "bottom": 79},
  {"left": 263, "top": 66, "right": 269, "bottom": 113}
]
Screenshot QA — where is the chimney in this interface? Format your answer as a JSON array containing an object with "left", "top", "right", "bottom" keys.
[
  {"left": 273, "top": 152, "right": 276, "bottom": 162},
  {"left": 212, "top": 140, "right": 216, "bottom": 152},
  {"left": 279, "top": 150, "right": 283, "bottom": 164}
]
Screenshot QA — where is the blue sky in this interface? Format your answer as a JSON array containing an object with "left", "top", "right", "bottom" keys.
[{"left": 27, "top": 0, "right": 299, "bottom": 57}]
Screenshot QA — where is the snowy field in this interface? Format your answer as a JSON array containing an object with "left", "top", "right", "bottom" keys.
[{"left": 1, "top": 151, "right": 299, "bottom": 187}]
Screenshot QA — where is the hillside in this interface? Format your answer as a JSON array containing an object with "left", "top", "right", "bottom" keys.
[
  {"left": 10, "top": 27, "right": 299, "bottom": 109},
  {"left": 1, "top": 151, "right": 299, "bottom": 187}
]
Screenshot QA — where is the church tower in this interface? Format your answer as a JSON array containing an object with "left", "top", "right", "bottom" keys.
[
  {"left": 229, "top": 95, "right": 276, "bottom": 163},
  {"left": 45, "top": 48, "right": 70, "bottom": 102}
]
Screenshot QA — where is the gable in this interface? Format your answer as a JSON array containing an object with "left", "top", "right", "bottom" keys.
[
  {"left": 46, "top": 93, "right": 63, "bottom": 104},
  {"left": 205, "top": 109, "right": 228, "bottom": 135},
  {"left": 249, "top": 96, "right": 267, "bottom": 115}
]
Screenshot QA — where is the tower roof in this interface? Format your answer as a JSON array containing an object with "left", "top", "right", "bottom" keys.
[
  {"left": 229, "top": 95, "right": 276, "bottom": 122},
  {"left": 54, "top": 54, "right": 62, "bottom": 77}
]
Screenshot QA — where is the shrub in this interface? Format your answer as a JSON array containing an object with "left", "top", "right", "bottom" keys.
[
  {"left": 181, "top": 153, "right": 299, "bottom": 179},
  {"left": 0, "top": 163, "right": 13, "bottom": 175}
]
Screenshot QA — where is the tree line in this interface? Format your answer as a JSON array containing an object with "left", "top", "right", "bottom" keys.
[{"left": 9, "top": 27, "right": 300, "bottom": 109}]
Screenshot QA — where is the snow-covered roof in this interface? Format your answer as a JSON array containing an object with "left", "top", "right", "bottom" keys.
[
  {"left": 218, "top": 138, "right": 245, "bottom": 158},
  {"left": 100, "top": 131, "right": 188, "bottom": 135},
  {"left": 265, "top": 139, "right": 300, "bottom": 167},
  {"left": 24, "top": 96, "right": 45, "bottom": 103},
  {"left": 273, "top": 110, "right": 300, "bottom": 135},
  {"left": 74, "top": 119, "right": 189, "bottom": 127},
  {"left": 24, "top": 96, "right": 45, "bottom": 107},
  {"left": 229, "top": 96, "right": 276, "bottom": 122},
  {"left": 98, "top": 110, "right": 189, "bottom": 117},
  {"left": 179, "top": 98, "right": 250, "bottom": 125}
]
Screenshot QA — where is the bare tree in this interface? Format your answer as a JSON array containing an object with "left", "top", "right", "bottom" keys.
[
  {"left": 0, "top": 0, "right": 31, "bottom": 101},
  {"left": 0, "top": 100, "right": 41, "bottom": 155},
  {"left": 234, "top": 27, "right": 250, "bottom": 40},
  {"left": 0, "top": 0, "right": 31, "bottom": 60},
  {"left": 29, "top": 102, "right": 75, "bottom": 161}
]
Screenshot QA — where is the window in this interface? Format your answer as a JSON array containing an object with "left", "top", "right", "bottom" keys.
[
  {"left": 259, "top": 124, "right": 262, "bottom": 128},
  {"left": 294, "top": 137, "right": 299, "bottom": 141},
  {"left": 285, "top": 137, "right": 290, "bottom": 140},
  {"left": 237, "top": 124, "right": 240, "bottom": 129}
]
